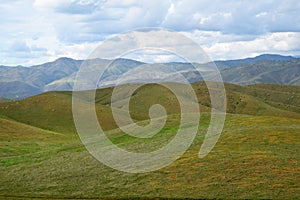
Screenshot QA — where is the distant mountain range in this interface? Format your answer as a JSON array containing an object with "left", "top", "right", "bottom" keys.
[{"left": 1, "top": 54, "right": 299, "bottom": 99}]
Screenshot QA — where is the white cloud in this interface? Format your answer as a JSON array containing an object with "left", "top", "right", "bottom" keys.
[
  {"left": 162, "top": 0, "right": 300, "bottom": 34},
  {"left": 197, "top": 32, "right": 300, "bottom": 60},
  {"left": 33, "top": 0, "right": 70, "bottom": 12},
  {"left": 1, "top": 0, "right": 300, "bottom": 65},
  {"left": 10, "top": 40, "right": 31, "bottom": 52},
  {"left": 123, "top": 49, "right": 184, "bottom": 63}
]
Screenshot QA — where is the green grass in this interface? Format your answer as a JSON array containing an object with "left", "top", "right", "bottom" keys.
[
  {"left": 1, "top": 82, "right": 299, "bottom": 133},
  {"left": 0, "top": 114, "right": 299, "bottom": 199},
  {"left": 0, "top": 82, "right": 300, "bottom": 199}
]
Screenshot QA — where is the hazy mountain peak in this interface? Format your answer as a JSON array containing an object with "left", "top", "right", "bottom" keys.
[
  {"left": 55, "top": 57, "right": 78, "bottom": 62},
  {"left": 252, "top": 54, "right": 295, "bottom": 61}
]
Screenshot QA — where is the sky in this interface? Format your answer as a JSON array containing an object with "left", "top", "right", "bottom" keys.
[{"left": 0, "top": 0, "right": 300, "bottom": 66}]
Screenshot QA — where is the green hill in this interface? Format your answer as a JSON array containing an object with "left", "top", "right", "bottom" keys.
[
  {"left": 1, "top": 114, "right": 299, "bottom": 199},
  {"left": 0, "top": 117, "right": 67, "bottom": 157},
  {"left": 0, "top": 97, "right": 10, "bottom": 102},
  {"left": 1, "top": 82, "right": 299, "bottom": 139},
  {"left": 0, "top": 81, "right": 299, "bottom": 199}
]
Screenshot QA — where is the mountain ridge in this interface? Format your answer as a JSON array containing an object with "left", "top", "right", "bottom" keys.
[{"left": 0, "top": 54, "right": 299, "bottom": 99}]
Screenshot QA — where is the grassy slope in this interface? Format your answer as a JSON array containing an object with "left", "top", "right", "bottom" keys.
[
  {"left": 1, "top": 82, "right": 298, "bottom": 132},
  {"left": 0, "top": 97, "right": 10, "bottom": 102},
  {"left": 0, "top": 117, "right": 67, "bottom": 158},
  {"left": 0, "top": 114, "right": 299, "bottom": 199},
  {"left": 226, "top": 83, "right": 300, "bottom": 113},
  {"left": 0, "top": 82, "right": 300, "bottom": 199}
]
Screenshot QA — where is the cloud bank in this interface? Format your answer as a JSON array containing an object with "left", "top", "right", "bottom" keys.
[{"left": 1, "top": 0, "right": 300, "bottom": 65}]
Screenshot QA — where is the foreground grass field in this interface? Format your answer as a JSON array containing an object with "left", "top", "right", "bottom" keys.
[{"left": 0, "top": 82, "right": 299, "bottom": 199}]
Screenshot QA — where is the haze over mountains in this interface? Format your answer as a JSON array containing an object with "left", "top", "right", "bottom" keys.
[{"left": 1, "top": 54, "right": 299, "bottom": 99}]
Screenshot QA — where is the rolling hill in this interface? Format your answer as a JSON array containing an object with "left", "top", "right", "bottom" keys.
[
  {"left": 1, "top": 82, "right": 300, "bottom": 133},
  {"left": 0, "top": 81, "right": 299, "bottom": 199}
]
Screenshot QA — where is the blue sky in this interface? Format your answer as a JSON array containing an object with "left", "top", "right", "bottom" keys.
[{"left": 0, "top": 0, "right": 300, "bottom": 66}]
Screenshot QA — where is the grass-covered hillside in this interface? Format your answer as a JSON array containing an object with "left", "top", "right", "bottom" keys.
[{"left": 0, "top": 81, "right": 299, "bottom": 199}]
